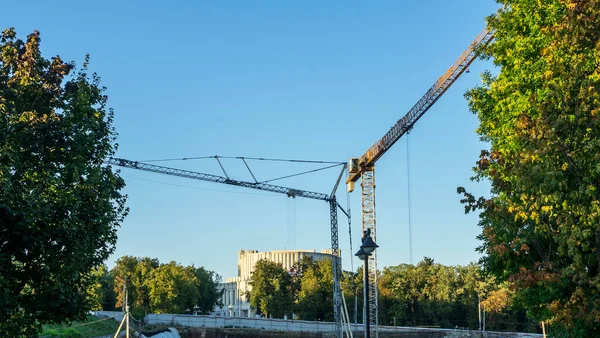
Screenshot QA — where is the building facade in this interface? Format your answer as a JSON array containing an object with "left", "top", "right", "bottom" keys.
[{"left": 214, "top": 249, "right": 336, "bottom": 318}]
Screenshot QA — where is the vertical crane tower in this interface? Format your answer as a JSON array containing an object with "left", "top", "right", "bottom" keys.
[{"left": 347, "top": 28, "right": 494, "bottom": 337}]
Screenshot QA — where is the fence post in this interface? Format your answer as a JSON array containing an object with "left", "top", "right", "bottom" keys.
[{"left": 542, "top": 321, "right": 547, "bottom": 338}]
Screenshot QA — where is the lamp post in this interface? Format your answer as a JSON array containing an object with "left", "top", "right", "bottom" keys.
[
  {"left": 194, "top": 304, "right": 199, "bottom": 316},
  {"left": 228, "top": 304, "right": 233, "bottom": 317},
  {"left": 355, "top": 228, "right": 378, "bottom": 338}
]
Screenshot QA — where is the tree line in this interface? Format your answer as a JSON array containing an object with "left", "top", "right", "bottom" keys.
[
  {"left": 87, "top": 256, "right": 223, "bottom": 318},
  {"left": 247, "top": 257, "right": 538, "bottom": 332}
]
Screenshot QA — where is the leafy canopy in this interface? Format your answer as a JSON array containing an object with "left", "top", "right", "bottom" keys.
[
  {"left": 460, "top": 0, "right": 600, "bottom": 335},
  {"left": 110, "top": 256, "right": 222, "bottom": 316},
  {"left": 0, "top": 28, "right": 128, "bottom": 336},
  {"left": 295, "top": 257, "right": 334, "bottom": 321},
  {"left": 247, "top": 259, "right": 294, "bottom": 318},
  {"left": 146, "top": 262, "right": 200, "bottom": 314}
]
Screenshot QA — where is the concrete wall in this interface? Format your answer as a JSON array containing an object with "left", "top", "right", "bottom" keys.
[
  {"left": 95, "top": 310, "right": 126, "bottom": 322},
  {"left": 144, "top": 314, "right": 545, "bottom": 337},
  {"left": 146, "top": 314, "right": 337, "bottom": 333},
  {"left": 96, "top": 311, "right": 544, "bottom": 338}
]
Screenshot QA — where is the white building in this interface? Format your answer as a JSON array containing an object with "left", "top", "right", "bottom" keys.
[{"left": 215, "top": 249, "right": 336, "bottom": 318}]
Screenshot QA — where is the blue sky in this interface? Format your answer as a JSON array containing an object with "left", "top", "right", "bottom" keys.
[{"left": 4, "top": 1, "right": 499, "bottom": 279}]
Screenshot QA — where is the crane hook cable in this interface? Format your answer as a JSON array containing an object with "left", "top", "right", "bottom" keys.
[{"left": 407, "top": 134, "right": 413, "bottom": 265}]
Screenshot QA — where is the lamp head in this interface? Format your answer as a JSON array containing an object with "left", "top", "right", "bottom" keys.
[
  {"left": 355, "top": 247, "right": 369, "bottom": 260},
  {"left": 361, "top": 235, "right": 379, "bottom": 254}
]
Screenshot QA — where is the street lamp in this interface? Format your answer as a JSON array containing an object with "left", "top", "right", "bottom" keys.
[
  {"left": 194, "top": 304, "right": 199, "bottom": 315},
  {"left": 355, "top": 228, "right": 378, "bottom": 338},
  {"left": 228, "top": 304, "right": 233, "bottom": 317}
]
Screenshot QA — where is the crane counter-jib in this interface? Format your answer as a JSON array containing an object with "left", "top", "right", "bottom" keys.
[{"left": 345, "top": 28, "right": 495, "bottom": 192}]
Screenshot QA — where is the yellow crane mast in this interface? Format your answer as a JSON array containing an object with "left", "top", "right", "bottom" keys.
[{"left": 347, "top": 28, "right": 494, "bottom": 338}]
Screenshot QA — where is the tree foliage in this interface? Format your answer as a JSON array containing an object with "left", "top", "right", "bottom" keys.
[
  {"left": 246, "top": 257, "right": 339, "bottom": 321},
  {"left": 113, "top": 255, "right": 140, "bottom": 311},
  {"left": 99, "top": 267, "right": 117, "bottom": 311},
  {"left": 146, "top": 262, "right": 200, "bottom": 314},
  {"left": 245, "top": 256, "right": 534, "bottom": 330},
  {"left": 194, "top": 267, "right": 223, "bottom": 314},
  {"left": 379, "top": 259, "right": 467, "bottom": 328},
  {"left": 242, "top": 254, "right": 537, "bottom": 331},
  {"left": 247, "top": 259, "right": 294, "bottom": 318},
  {"left": 295, "top": 257, "right": 334, "bottom": 321},
  {"left": 0, "top": 28, "right": 128, "bottom": 336},
  {"left": 109, "top": 256, "right": 222, "bottom": 316},
  {"left": 460, "top": 0, "right": 600, "bottom": 335},
  {"left": 378, "top": 258, "right": 533, "bottom": 331},
  {"left": 86, "top": 265, "right": 111, "bottom": 311}
]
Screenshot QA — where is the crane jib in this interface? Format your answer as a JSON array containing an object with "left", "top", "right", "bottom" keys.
[
  {"left": 107, "top": 157, "right": 331, "bottom": 202},
  {"left": 346, "top": 28, "right": 494, "bottom": 186},
  {"left": 346, "top": 27, "right": 495, "bottom": 337}
]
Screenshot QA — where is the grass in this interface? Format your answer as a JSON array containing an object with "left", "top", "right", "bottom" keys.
[{"left": 41, "top": 314, "right": 122, "bottom": 338}]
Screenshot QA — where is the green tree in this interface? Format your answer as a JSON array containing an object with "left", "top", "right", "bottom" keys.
[
  {"left": 0, "top": 28, "right": 128, "bottom": 336},
  {"left": 109, "top": 256, "right": 221, "bottom": 316},
  {"left": 481, "top": 282, "right": 512, "bottom": 314},
  {"left": 99, "top": 267, "right": 116, "bottom": 311},
  {"left": 86, "top": 265, "right": 108, "bottom": 311},
  {"left": 378, "top": 258, "right": 457, "bottom": 327},
  {"left": 247, "top": 259, "right": 293, "bottom": 318},
  {"left": 379, "top": 264, "right": 410, "bottom": 326},
  {"left": 454, "top": 263, "right": 483, "bottom": 329},
  {"left": 86, "top": 264, "right": 117, "bottom": 312},
  {"left": 460, "top": 0, "right": 600, "bottom": 335},
  {"left": 296, "top": 258, "right": 334, "bottom": 321},
  {"left": 112, "top": 255, "right": 140, "bottom": 310},
  {"left": 377, "top": 259, "right": 537, "bottom": 331},
  {"left": 145, "top": 262, "right": 199, "bottom": 314},
  {"left": 194, "top": 266, "right": 223, "bottom": 314},
  {"left": 133, "top": 257, "right": 160, "bottom": 314}
]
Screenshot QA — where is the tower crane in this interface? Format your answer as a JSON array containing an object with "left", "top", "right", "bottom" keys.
[
  {"left": 107, "top": 157, "right": 347, "bottom": 337},
  {"left": 346, "top": 28, "right": 494, "bottom": 337},
  {"left": 109, "top": 27, "right": 494, "bottom": 338}
]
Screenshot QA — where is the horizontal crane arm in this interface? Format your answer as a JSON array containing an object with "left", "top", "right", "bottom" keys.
[
  {"left": 108, "top": 157, "right": 331, "bottom": 201},
  {"left": 347, "top": 28, "right": 494, "bottom": 185}
]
